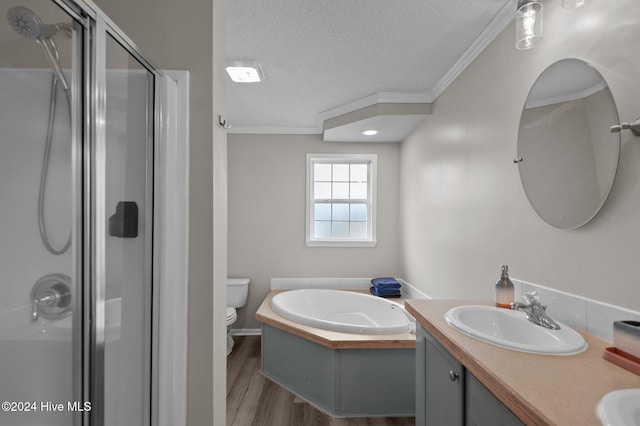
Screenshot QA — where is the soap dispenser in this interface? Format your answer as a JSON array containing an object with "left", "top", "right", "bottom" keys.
[{"left": 495, "top": 265, "right": 514, "bottom": 309}]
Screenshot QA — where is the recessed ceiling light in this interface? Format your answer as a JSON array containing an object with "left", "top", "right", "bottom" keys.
[
  {"left": 361, "top": 129, "right": 379, "bottom": 136},
  {"left": 226, "top": 61, "right": 264, "bottom": 83}
]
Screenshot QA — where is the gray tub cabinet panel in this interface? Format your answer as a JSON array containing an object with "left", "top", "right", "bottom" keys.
[
  {"left": 416, "top": 325, "right": 523, "bottom": 426},
  {"left": 338, "top": 348, "right": 415, "bottom": 416},
  {"left": 260, "top": 324, "right": 415, "bottom": 417},
  {"left": 261, "top": 325, "right": 336, "bottom": 414}
]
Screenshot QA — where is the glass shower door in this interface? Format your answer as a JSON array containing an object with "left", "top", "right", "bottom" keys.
[
  {"left": 1, "top": 2, "right": 159, "bottom": 424},
  {"left": 0, "top": 2, "right": 82, "bottom": 425},
  {"left": 97, "top": 31, "right": 155, "bottom": 426}
]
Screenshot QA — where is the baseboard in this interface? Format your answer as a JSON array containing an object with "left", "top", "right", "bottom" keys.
[
  {"left": 398, "top": 279, "right": 431, "bottom": 300},
  {"left": 230, "top": 328, "right": 262, "bottom": 336}
]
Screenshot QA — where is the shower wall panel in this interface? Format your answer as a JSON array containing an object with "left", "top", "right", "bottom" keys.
[
  {"left": 0, "top": 69, "right": 72, "bottom": 313},
  {"left": 0, "top": 68, "right": 73, "bottom": 425}
]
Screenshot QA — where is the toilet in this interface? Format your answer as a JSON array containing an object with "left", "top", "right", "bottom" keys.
[{"left": 226, "top": 277, "right": 250, "bottom": 355}]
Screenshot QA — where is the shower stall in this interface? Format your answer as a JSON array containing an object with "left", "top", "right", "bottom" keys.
[{"left": 0, "top": 0, "right": 176, "bottom": 425}]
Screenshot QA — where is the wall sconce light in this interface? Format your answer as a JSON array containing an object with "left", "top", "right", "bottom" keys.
[
  {"left": 515, "top": 0, "right": 543, "bottom": 50},
  {"left": 562, "top": 0, "right": 591, "bottom": 9}
]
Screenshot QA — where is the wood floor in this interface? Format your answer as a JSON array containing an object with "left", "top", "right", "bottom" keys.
[{"left": 227, "top": 335, "right": 416, "bottom": 426}]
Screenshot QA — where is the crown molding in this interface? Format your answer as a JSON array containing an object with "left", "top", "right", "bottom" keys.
[
  {"left": 230, "top": 2, "right": 514, "bottom": 135},
  {"left": 428, "top": 1, "right": 514, "bottom": 100},
  {"left": 227, "top": 125, "right": 322, "bottom": 134}
]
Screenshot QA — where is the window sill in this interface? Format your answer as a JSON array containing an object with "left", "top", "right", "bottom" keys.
[{"left": 306, "top": 239, "right": 377, "bottom": 248}]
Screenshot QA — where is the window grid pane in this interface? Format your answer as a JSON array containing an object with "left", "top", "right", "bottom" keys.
[
  {"left": 333, "top": 164, "right": 349, "bottom": 181},
  {"left": 314, "top": 203, "right": 331, "bottom": 221},
  {"left": 314, "top": 182, "right": 331, "bottom": 199},
  {"left": 332, "top": 203, "right": 349, "bottom": 221},
  {"left": 310, "top": 159, "right": 370, "bottom": 240},
  {"left": 350, "top": 164, "right": 368, "bottom": 182},
  {"left": 314, "top": 163, "right": 332, "bottom": 181},
  {"left": 350, "top": 222, "right": 367, "bottom": 239}
]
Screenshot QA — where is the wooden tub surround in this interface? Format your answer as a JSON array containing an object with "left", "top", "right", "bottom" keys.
[
  {"left": 405, "top": 299, "right": 640, "bottom": 426},
  {"left": 256, "top": 290, "right": 416, "bottom": 418}
]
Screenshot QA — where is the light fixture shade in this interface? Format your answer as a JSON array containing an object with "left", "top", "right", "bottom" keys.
[
  {"left": 226, "top": 61, "right": 264, "bottom": 83},
  {"left": 561, "top": 0, "right": 591, "bottom": 8},
  {"left": 515, "top": 0, "right": 543, "bottom": 50}
]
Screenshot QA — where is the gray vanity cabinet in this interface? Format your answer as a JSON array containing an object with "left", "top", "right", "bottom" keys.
[
  {"left": 417, "top": 325, "right": 464, "bottom": 425},
  {"left": 416, "top": 325, "right": 524, "bottom": 426}
]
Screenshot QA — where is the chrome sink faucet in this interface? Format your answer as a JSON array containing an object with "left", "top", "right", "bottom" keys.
[{"left": 511, "top": 291, "right": 561, "bottom": 330}]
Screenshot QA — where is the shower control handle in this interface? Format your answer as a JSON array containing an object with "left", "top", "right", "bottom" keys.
[
  {"left": 30, "top": 274, "right": 72, "bottom": 322},
  {"left": 610, "top": 118, "right": 640, "bottom": 136},
  {"left": 32, "top": 290, "right": 61, "bottom": 322}
]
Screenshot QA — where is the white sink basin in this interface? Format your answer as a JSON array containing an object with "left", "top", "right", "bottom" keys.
[
  {"left": 597, "top": 389, "right": 640, "bottom": 426},
  {"left": 444, "top": 305, "right": 587, "bottom": 355}
]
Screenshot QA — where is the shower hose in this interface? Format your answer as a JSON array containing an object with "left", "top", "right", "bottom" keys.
[{"left": 39, "top": 74, "right": 71, "bottom": 255}]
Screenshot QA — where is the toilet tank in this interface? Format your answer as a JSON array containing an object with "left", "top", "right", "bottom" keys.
[{"left": 227, "top": 278, "right": 250, "bottom": 308}]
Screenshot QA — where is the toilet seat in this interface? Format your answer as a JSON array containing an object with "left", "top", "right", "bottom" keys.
[{"left": 226, "top": 307, "right": 237, "bottom": 326}]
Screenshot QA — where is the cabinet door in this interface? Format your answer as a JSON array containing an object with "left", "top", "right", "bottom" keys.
[
  {"left": 423, "top": 330, "right": 464, "bottom": 426},
  {"left": 416, "top": 327, "right": 427, "bottom": 425},
  {"left": 466, "top": 373, "right": 524, "bottom": 426}
]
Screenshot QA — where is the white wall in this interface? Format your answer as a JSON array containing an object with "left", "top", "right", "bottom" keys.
[
  {"left": 228, "top": 134, "right": 401, "bottom": 329},
  {"left": 400, "top": 0, "right": 640, "bottom": 311}
]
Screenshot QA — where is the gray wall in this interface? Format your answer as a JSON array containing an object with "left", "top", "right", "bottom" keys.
[
  {"left": 400, "top": 0, "right": 640, "bottom": 311},
  {"left": 228, "top": 134, "right": 401, "bottom": 329},
  {"left": 93, "top": 0, "right": 225, "bottom": 424}
]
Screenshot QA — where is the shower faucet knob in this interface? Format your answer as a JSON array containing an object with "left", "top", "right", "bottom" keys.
[
  {"left": 30, "top": 274, "right": 72, "bottom": 322},
  {"left": 610, "top": 118, "right": 640, "bottom": 136}
]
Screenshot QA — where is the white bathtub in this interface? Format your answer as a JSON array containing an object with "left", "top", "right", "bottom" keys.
[{"left": 270, "top": 289, "right": 415, "bottom": 334}]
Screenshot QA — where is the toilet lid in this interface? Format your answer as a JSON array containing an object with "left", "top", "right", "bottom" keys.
[{"left": 226, "top": 307, "right": 237, "bottom": 325}]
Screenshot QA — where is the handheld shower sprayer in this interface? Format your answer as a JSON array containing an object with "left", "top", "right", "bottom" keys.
[
  {"left": 7, "top": 6, "right": 71, "bottom": 93},
  {"left": 7, "top": 6, "right": 73, "bottom": 255}
]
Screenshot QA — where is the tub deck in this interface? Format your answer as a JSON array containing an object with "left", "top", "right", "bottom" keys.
[{"left": 256, "top": 290, "right": 415, "bottom": 349}]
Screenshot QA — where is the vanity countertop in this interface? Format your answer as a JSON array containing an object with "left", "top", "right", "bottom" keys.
[
  {"left": 255, "top": 290, "right": 415, "bottom": 350},
  {"left": 405, "top": 299, "right": 640, "bottom": 426}
]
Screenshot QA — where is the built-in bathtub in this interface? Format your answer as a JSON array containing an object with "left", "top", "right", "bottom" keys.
[
  {"left": 256, "top": 289, "right": 416, "bottom": 418},
  {"left": 270, "top": 288, "right": 416, "bottom": 334}
]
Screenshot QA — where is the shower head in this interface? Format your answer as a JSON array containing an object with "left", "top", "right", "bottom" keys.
[
  {"left": 6, "top": 6, "right": 71, "bottom": 93},
  {"left": 8, "top": 6, "right": 45, "bottom": 39},
  {"left": 7, "top": 6, "right": 69, "bottom": 40}
]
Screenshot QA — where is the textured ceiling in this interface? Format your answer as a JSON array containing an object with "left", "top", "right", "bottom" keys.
[{"left": 226, "top": 0, "right": 514, "bottom": 136}]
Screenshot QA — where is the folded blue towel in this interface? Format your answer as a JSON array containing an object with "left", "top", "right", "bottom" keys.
[
  {"left": 370, "top": 286, "right": 401, "bottom": 298},
  {"left": 374, "top": 283, "right": 401, "bottom": 290},
  {"left": 371, "top": 277, "right": 401, "bottom": 289}
]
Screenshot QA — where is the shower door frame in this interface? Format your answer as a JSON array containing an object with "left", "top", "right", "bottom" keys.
[{"left": 52, "top": 1, "right": 163, "bottom": 425}]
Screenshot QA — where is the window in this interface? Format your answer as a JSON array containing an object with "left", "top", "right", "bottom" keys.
[{"left": 306, "top": 154, "right": 377, "bottom": 247}]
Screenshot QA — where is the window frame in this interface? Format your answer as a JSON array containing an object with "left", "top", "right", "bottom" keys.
[{"left": 305, "top": 153, "right": 377, "bottom": 247}]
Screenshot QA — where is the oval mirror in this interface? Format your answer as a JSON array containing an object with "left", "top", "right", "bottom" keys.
[{"left": 517, "top": 58, "right": 620, "bottom": 229}]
